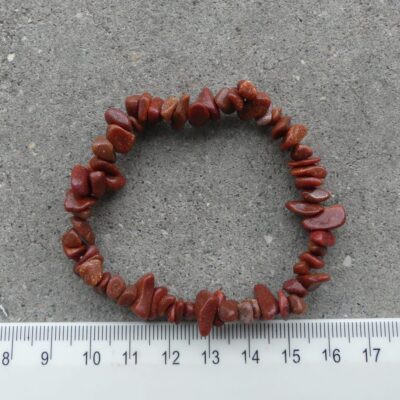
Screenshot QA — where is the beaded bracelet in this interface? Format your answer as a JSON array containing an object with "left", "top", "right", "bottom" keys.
[{"left": 62, "top": 80, "right": 346, "bottom": 336}]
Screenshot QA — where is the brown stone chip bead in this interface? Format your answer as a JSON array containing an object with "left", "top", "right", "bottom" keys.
[
  {"left": 310, "top": 230, "right": 336, "bottom": 247},
  {"left": 89, "top": 171, "right": 106, "bottom": 198},
  {"left": 106, "top": 275, "right": 126, "bottom": 300},
  {"left": 238, "top": 92, "right": 271, "bottom": 120},
  {"left": 62, "top": 228, "right": 82, "bottom": 249},
  {"left": 297, "top": 273, "right": 330, "bottom": 291},
  {"left": 214, "top": 87, "right": 235, "bottom": 114},
  {"left": 75, "top": 256, "right": 103, "bottom": 286},
  {"left": 237, "top": 80, "right": 257, "bottom": 100},
  {"left": 249, "top": 298, "right": 261, "bottom": 319},
  {"left": 291, "top": 166, "right": 327, "bottom": 179},
  {"left": 158, "top": 295, "right": 176, "bottom": 317},
  {"left": 94, "top": 271, "right": 111, "bottom": 294},
  {"left": 238, "top": 300, "right": 254, "bottom": 324},
  {"left": 277, "top": 290, "right": 289, "bottom": 319},
  {"left": 71, "top": 217, "right": 95, "bottom": 245},
  {"left": 138, "top": 93, "right": 152, "bottom": 124},
  {"left": 295, "top": 177, "right": 324, "bottom": 189},
  {"left": 184, "top": 302, "right": 196, "bottom": 321},
  {"left": 73, "top": 209, "right": 91, "bottom": 220},
  {"left": 125, "top": 95, "right": 141, "bottom": 118},
  {"left": 64, "top": 189, "right": 96, "bottom": 213},
  {"left": 288, "top": 295, "right": 307, "bottom": 315},
  {"left": 168, "top": 299, "right": 185, "bottom": 324},
  {"left": 92, "top": 135, "right": 116, "bottom": 163},
  {"left": 129, "top": 116, "right": 145, "bottom": 133},
  {"left": 106, "top": 124, "right": 136, "bottom": 154},
  {"left": 289, "top": 157, "right": 321, "bottom": 168},
  {"left": 188, "top": 102, "right": 210, "bottom": 127},
  {"left": 195, "top": 290, "right": 218, "bottom": 336},
  {"left": 302, "top": 205, "right": 346, "bottom": 231},
  {"left": 62, "top": 229, "right": 86, "bottom": 260},
  {"left": 256, "top": 103, "right": 273, "bottom": 126},
  {"left": 254, "top": 284, "right": 278, "bottom": 320},
  {"left": 161, "top": 96, "right": 179, "bottom": 122},
  {"left": 300, "top": 252, "right": 325, "bottom": 269},
  {"left": 291, "top": 144, "right": 313, "bottom": 161},
  {"left": 147, "top": 97, "right": 164, "bottom": 124},
  {"left": 89, "top": 157, "right": 126, "bottom": 191},
  {"left": 227, "top": 88, "right": 244, "bottom": 112},
  {"left": 286, "top": 201, "right": 324, "bottom": 217},
  {"left": 218, "top": 300, "right": 239, "bottom": 322},
  {"left": 283, "top": 279, "right": 308, "bottom": 297},
  {"left": 71, "top": 165, "right": 91, "bottom": 197},
  {"left": 64, "top": 244, "right": 86, "bottom": 261},
  {"left": 104, "top": 108, "right": 132, "bottom": 132},
  {"left": 131, "top": 273, "right": 155, "bottom": 319},
  {"left": 293, "top": 261, "right": 310, "bottom": 275},
  {"left": 74, "top": 245, "right": 101, "bottom": 268},
  {"left": 117, "top": 285, "right": 138, "bottom": 306},
  {"left": 271, "top": 115, "right": 291, "bottom": 139},
  {"left": 301, "top": 189, "right": 331, "bottom": 203},
  {"left": 172, "top": 94, "right": 190, "bottom": 130},
  {"left": 270, "top": 107, "right": 282, "bottom": 124},
  {"left": 149, "top": 287, "right": 168, "bottom": 320},
  {"left": 281, "top": 124, "right": 308, "bottom": 150},
  {"left": 196, "top": 87, "right": 220, "bottom": 120},
  {"left": 308, "top": 241, "right": 327, "bottom": 257}
]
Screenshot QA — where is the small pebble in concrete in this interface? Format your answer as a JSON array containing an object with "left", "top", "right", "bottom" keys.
[{"left": 343, "top": 255, "right": 352, "bottom": 267}]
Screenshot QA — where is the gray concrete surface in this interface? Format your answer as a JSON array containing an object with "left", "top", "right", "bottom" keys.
[{"left": 0, "top": 0, "right": 399, "bottom": 323}]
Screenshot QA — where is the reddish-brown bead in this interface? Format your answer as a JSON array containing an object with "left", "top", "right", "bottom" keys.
[
  {"left": 89, "top": 171, "right": 106, "bottom": 198},
  {"left": 299, "top": 252, "right": 325, "bottom": 269},
  {"left": 171, "top": 93, "right": 190, "bottom": 130},
  {"left": 285, "top": 201, "right": 324, "bottom": 217},
  {"left": 104, "top": 107, "right": 132, "bottom": 132},
  {"left": 281, "top": 124, "right": 308, "bottom": 151},
  {"left": 288, "top": 295, "right": 307, "bottom": 315},
  {"left": 271, "top": 116, "right": 291, "bottom": 139},
  {"left": 301, "top": 189, "right": 331, "bottom": 203},
  {"left": 131, "top": 273, "right": 155, "bottom": 320},
  {"left": 149, "top": 287, "right": 168, "bottom": 320},
  {"left": 293, "top": 261, "right": 311, "bottom": 275},
  {"left": 310, "top": 230, "right": 336, "bottom": 247},
  {"left": 125, "top": 95, "right": 141, "bottom": 117},
  {"left": 297, "top": 273, "right": 330, "bottom": 291},
  {"left": 71, "top": 165, "right": 91, "bottom": 197},
  {"left": 291, "top": 144, "right": 313, "bottom": 161},
  {"left": 218, "top": 300, "right": 239, "bottom": 322},
  {"left": 237, "top": 80, "right": 257, "bottom": 100},
  {"left": 277, "top": 289, "right": 289, "bottom": 319},
  {"left": 291, "top": 166, "right": 327, "bottom": 179},
  {"left": 302, "top": 205, "right": 346, "bottom": 231},
  {"left": 161, "top": 96, "right": 179, "bottom": 122},
  {"left": 214, "top": 87, "right": 235, "bottom": 114},
  {"left": 283, "top": 279, "right": 308, "bottom": 297},
  {"left": 137, "top": 93, "right": 152, "bottom": 123},
  {"left": 64, "top": 190, "right": 96, "bottom": 213},
  {"left": 254, "top": 284, "right": 278, "bottom": 320},
  {"left": 94, "top": 271, "right": 111, "bottom": 294},
  {"left": 295, "top": 177, "right": 324, "bottom": 189},
  {"left": 106, "top": 275, "right": 126, "bottom": 300},
  {"left": 147, "top": 97, "right": 164, "bottom": 124},
  {"left": 117, "top": 285, "right": 138, "bottom": 306},
  {"left": 71, "top": 217, "right": 95, "bottom": 245},
  {"left": 106, "top": 124, "right": 136, "bottom": 154},
  {"left": 92, "top": 135, "right": 116, "bottom": 163}
]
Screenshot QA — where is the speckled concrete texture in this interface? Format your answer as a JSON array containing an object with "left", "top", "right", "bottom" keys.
[{"left": 1, "top": 0, "right": 399, "bottom": 322}]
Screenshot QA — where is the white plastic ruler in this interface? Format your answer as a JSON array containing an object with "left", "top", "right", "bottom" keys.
[{"left": 0, "top": 319, "right": 399, "bottom": 399}]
